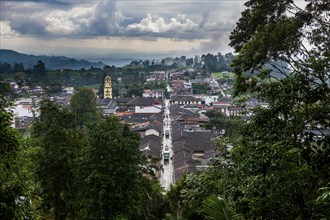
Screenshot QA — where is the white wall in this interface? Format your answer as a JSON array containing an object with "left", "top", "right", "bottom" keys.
[
  {"left": 145, "top": 129, "right": 160, "bottom": 136},
  {"left": 135, "top": 105, "right": 162, "bottom": 113}
]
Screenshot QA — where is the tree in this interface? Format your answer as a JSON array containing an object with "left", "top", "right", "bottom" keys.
[
  {"left": 0, "top": 62, "right": 12, "bottom": 74},
  {"left": 125, "top": 84, "right": 143, "bottom": 97},
  {"left": 74, "top": 116, "right": 148, "bottom": 219},
  {"left": 143, "top": 60, "right": 150, "bottom": 67},
  {"left": 13, "top": 63, "right": 25, "bottom": 73},
  {"left": 166, "top": 172, "right": 221, "bottom": 220},
  {"left": 201, "top": 53, "right": 218, "bottom": 72},
  {"left": 0, "top": 88, "right": 22, "bottom": 219},
  {"left": 32, "top": 100, "right": 82, "bottom": 220},
  {"left": 192, "top": 83, "right": 211, "bottom": 94},
  {"left": 70, "top": 86, "right": 100, "bottom": 126},
  {"left": 200, "top": 194, "right": 244, "bottom": 220},
  {"left": 33, "top": 60, "right": 46, "bottom": 76},
  {"left": 204, "top": 110, "right": 242, "bottom": 142},
  {"left": 0, "top": 86, "right": 36, "bottom": 219},
  {"left": 224, "top": 0, "right": 330, "bottom": 219},
  {"left": 186, "top": 58, "right": 194, "bottom": 67}
]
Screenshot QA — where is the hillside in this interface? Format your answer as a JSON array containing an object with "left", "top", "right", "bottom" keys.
[{"left": 0, "top": 49, "right": 105, "bottom": 70}]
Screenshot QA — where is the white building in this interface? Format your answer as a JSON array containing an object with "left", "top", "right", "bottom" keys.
[
  {"left": 143, "top": 89, "right": 164, "bottom": 99},
  {"left": 191, "top": 94, "right": 219, "bottom": 106}
]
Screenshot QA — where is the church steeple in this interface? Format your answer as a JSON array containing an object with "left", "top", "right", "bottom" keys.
[{"left": 104, "top": 75, "right": 112, "bottom": 99}]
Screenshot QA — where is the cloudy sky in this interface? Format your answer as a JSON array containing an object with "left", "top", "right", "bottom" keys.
[{"left": 0, "top": 0, "right": 246, "bottom": 60}]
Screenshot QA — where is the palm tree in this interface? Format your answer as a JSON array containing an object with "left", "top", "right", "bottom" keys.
[{"left": 200, "top": 194, "right": 244, "bottom": 220}]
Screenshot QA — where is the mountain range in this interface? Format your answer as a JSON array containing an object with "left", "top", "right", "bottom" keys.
[{"left": 0, "top": 49, "right": 105, "bottom": 70}]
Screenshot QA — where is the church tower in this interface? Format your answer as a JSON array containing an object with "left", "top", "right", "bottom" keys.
[{"left": 104, "top": 75, "right": 112, "bottom": 99}]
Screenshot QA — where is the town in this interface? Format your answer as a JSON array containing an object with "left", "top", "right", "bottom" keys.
[
  {"left": 1, "top": 0, "right": 329, "bottom": 219},
  {"left": 1, "top": 53, "right": 271, "bottom": 190}
]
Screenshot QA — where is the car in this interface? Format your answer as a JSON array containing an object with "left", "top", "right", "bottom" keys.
[
  {"left": 163, "top": 145, "right": 170, "bottom": 160},
  {"left": 165, "top": 130, "right": 170, "bottom": 138}
]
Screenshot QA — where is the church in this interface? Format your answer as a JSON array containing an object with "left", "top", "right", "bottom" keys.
[
  {"left": 104, "top": 75, "right": 112, "bottom": 99},
  {"left": 98, "top": 75, "right": 163, "bottom": 115}
]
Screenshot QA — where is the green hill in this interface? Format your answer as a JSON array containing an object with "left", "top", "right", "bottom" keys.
[{"left": 0, "top": 49, "right": 105, "bottom": 70}]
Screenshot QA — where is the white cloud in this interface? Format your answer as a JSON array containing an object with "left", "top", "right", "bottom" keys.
[
  {"left": 45, "top": 6, "right": 94, "bottom": 35},
  {"left": 127, "top": 13, "right": 198, "bottom": 33},
  {"left": 0, "top": 0, "right": 247, "bottom": 56},
  {"left": 0, "top": 21, "right": 19, "bottom": 37}
]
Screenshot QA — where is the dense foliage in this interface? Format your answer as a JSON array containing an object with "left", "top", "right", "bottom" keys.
[
  {"left": 221, "top": 0, "right": 330, "bottom": 219},
  {"left": 69, "top": 86, "right": 101, "bottom": 126},
  {"left": 192, "top": 83, "right": 211, "bottom": 94},
  {"left": 2, "top": 1, "right": 329, "bottom": 219},
  {"left": 32, "top": 100, "right": 81, "bottom": 219},
  {"left": 0, "top": 86, "right": 36, "bottom": 219},
  {"left": 29, "top": 101, "right": 165, "bottom": 219}
]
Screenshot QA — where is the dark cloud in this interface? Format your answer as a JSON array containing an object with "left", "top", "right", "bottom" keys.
[
  {"left": 199, "top": 32, "right": 232, "bottom": 54},
  {"left": 87, "top": 0, "right": 125, "bottom": 36},
  {"left": 1, "top": 0, "right": 244, "bottom": 42},
  {"left": 199, "top": 11, "right": 210, "bottom": 28}
]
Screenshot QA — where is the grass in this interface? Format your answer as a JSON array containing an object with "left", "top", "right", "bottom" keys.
[
  {"left": 2, "top": 74, "right": 16, "bottom": 81},
  {"left": 212, "top": 72, "right": 235, "bottom": 79},
  {"left": 86, "top": 83, "right": 101, "bottom": 89}
]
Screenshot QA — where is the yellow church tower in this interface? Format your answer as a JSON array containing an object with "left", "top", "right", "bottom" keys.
[{"left": 104, "top": 75, "right": 113, "bottom": 99}]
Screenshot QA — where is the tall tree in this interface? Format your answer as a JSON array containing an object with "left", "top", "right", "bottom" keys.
[
  {"left": 0, "top": 86, "right": 22, "bottom": 219},
  {"left": 33, "top": 60, "right": 46, "bottom": 76},
  {"left": 70, "top": 86, "right": 100, "bottom": 126},
  {"left": 32, "top": 100, "right": 82, "bottom": 220},
  {"left": 204, "top": 110, "right": 242, "bottom": 142},
  {"left": 0, "top": 86, "right": 36, "bottom": 219},
  {"left": 166, "top": 172, "right": 221, "bottom": 220},
  {"left": 13, "top": 63, "right": 25, "bottom": 73},
  {"left": 0, "top": 62, "right": 12, "bottom": 74},
  {"left": 200, "top": 194, "right": 244, "bottom": 220},
  {"left": 74, "top": 116, "right": 147, "bottom": 219},
  {"left": 224, "top": 0, "right": 330, "bottom": 219},
  {"left": 192, "top": 82, "right": 211, "bottom": 94}
]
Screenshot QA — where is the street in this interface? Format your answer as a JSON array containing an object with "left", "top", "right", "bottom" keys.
[{"left": 160, "top": 99, "right": 174, "bottom": 190}]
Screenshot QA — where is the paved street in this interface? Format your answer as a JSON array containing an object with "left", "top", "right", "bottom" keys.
[{"left": 160, "top": 99, "right": 174, "bottom": 190}]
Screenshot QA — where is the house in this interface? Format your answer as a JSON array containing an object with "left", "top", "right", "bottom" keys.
[
  {"left": 10, "top": 102, "right": 40, "bottom": 128},
  {"left": 212, "top": 98, "right": 247, "bottom": 116},
  {"left": 14, "top": 116, "right": 35, "bottom": 130},
  {"left": 170, "top": 71, "right": 185, "bottom": 80},
  {"left": 121, "top": 112, "right": 163, "bottom": 125},
  {"left": 172, "top": 127, "right": 216, "bottom": 182},
  {"left": 115, "top": 97, "right": 163, "bottom": 113},
  {"left": 97, "top": 98, "right": 117, "bottom": 115},
  {"left": 28, "top": 86, "right": 44, "bottom": 95},
  {"left": 62, "top": 87, "right": 74, "bottom": 94},
  {"left": 139, "top": 134, "right": 162, "bottom": 159},
  {"left": 154, "top": 71, "right": 166, "bottom": 80},
  {"left": 9, "top": 82, "right": 19, "bottom": 89},
  {"left": 170, "top": 95, "right": 202, "bottom": 106},
  {"left": 143, "top": 89, "right": 165, "bottom": 99},
  {"left": 179, "top": 114, "right": 209, "bottom": 125},
  {"left": 130, "top": 121, "right": 163, "bottom": 138},
  {"left": 128, "top": 97, "right": 163, "bottom": 113},
  {"left": 191, "top": 94, "right": 219, "bottom": 106},
  {"left": 115, "top": 97, "right": 135, "bottom": 112},
  {"left": 53, "top": 94, "right": 72, "bottom": 107},
  {"left": 170, "top": 104, "right": 197, "bottom": 122}
]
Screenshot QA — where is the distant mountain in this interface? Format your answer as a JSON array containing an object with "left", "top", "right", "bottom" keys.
[{"left": 0, "top": 49, "right": 105, "bottom": 70}]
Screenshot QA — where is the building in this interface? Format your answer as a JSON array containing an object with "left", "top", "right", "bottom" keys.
[
  {"left": 191, "top": 94, "right": 219, "bottom": 106},
  {"left": 97, "top": 98, "right": 117, "bottom": 115},
  {"left": 143, "top": 89, "right": 165, "bottom": 99},
  {"left": 170, "top": 95, "right": 202, "bottom": 106},
  {"left": 104, "top": 75, "right": 113, "bottom": 99}
]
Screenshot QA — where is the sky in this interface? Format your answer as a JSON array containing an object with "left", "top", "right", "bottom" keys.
[{"left": 0, "top": 0, "right": 247, "bottom": 60}]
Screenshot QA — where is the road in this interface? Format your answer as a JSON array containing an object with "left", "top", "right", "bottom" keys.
[
  {"left": 160, "top": 99, "right": 174, "bottom": 190},
  {"left": 211, "top": 77, "right": 227, "bottom": 97}
]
